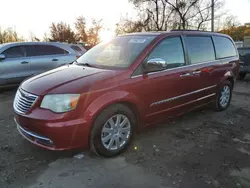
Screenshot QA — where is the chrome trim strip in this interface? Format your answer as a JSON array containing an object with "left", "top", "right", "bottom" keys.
[
  {"left": 150, "top": 85, "right": 217, "bottom": 107},
  {"left": 131, "top": 60, "right": 221, "bottom": 78},
  {"left": 131, "top": 56, "right": 238, "bottom": 78},
  {"left": 147, "top": 93, "right": 216, "bottom": 117},
  {"left": 20, "top": 88, "right": 38, "bottom": 99},
  {"left": 193, "top": 93, "right": 216, "bottom": 102},
  {"left": 131, "top": 74, "right": 143, "bottom": 79},
  {"left": 15, "top": 118, "right": 51, "bottom": 142}
]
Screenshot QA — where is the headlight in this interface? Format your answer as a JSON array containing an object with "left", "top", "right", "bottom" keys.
[{"left": 41, "top": 94, "right": 80, "bottom": 113}]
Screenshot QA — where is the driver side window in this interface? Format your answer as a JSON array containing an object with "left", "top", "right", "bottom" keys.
[{"left": 147, "top": 37, "right": 185, "bottom": 70}]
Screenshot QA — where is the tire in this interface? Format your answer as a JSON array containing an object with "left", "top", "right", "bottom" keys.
[
  {"left": 214, "top": 80, "right": 232, "bottom": 111},
  {"left": 238, "top": 73, "right": 246, "bottom": 80},
  {"left": 90, "top": 104, "right": 136, "bottom": 157}
]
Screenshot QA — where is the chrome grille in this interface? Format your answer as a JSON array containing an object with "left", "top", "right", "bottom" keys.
[{"left": 13, "top": 89, "right": 38, "bottom": 114}]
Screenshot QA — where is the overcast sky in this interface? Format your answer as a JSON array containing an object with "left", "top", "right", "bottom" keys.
[{"left": 0, "top": 0, "right": 250, "bottom": 40}]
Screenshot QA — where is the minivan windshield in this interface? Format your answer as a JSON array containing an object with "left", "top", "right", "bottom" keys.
[{"left": 76, "top": 35, "right": 156, "bottom": 68}]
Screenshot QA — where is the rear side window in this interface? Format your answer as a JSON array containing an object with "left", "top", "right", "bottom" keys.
[
  {"left": 71, "top": 45, "right": 82, "bottom": 52},
  {"left": 147, "top": 37, "right": 185, "bottom": 69},
  {"left": 3, "top": 46, "right": 26, "bottom": 58},
  {"left": 26, "top": 45, "right": 69, "bottom": 57},
  {"left": 186, "top": 36, "right": 215, "bottom": 64},
  {"left": 213, "top": 36, "right": 237, "bottom": 59}
]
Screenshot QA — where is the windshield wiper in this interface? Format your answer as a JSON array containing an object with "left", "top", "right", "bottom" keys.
[
  {"left": 79, "top": 63, "right": 92, "bottom": 67},
  {"left": 74, "top": 61, "right": 93, "bottom": 67}
]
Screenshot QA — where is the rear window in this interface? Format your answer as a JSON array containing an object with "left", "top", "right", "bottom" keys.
[
  {"left": 186, "top": 36, "right": 215, "bottom": 64},
  {"left": 213, "top": 36, "right": 237, "bottom": 59},
  {"left": 71, "top": 45, "right": 82, "bottom": 52},
  {"left": 26, "top": 45, "right": 69, "bottom": 57}
]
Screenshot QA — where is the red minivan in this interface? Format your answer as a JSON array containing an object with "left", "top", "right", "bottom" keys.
[{"left": 13, "top": 31, "right": 239, "bottom": 157}]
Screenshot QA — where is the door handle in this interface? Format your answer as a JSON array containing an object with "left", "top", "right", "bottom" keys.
[
  {"left": 192, "top": 70, "right": 201, "bottom": 75},
  {"left": 52, "top": 59, "right": 58, "bottom": 61},
  {"left": 180, "top": 72, "right": 191, "bottom": 78},
  {"left": 21, "top": 61, "right": 29, "bottom": 64}
]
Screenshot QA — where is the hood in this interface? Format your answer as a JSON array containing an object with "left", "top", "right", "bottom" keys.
[{"left": 21, "top": 65, "right": 118, "bottom": 95}]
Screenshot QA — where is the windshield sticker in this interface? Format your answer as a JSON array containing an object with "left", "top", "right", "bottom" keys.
[{"left": 129, "top": 39, "right": 147, "bottom": 43}]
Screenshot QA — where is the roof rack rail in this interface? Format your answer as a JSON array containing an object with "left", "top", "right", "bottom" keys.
[{"left": 170, "top": 29, "right": 213, "bottom": 32}]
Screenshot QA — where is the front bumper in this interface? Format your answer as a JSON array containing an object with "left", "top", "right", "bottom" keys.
[
  {"left": 240, "top": 65, "right": 250, "bottom": 73},
  {"left": 14, "top": 110, "right": 91, "bottom": 150}
]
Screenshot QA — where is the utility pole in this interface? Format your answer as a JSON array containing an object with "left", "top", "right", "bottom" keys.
[{"left": 211, "top": 0, "right": 214, "bottom": 32}]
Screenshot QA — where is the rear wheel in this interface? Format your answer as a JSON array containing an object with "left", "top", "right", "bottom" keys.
[
  {"left": 214, "top": 80, "right": 232, "bottom": 111},
  {"left": 238, "top": 72, "right": 246, "bottom": 80},
  {"left": 90, "top": 104, "right": 136, "bottom": 157}
]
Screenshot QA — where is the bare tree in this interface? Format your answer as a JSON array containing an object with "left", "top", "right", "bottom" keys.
[
  {"left": 164, "top": 0, "right": 224, "bottom": 30},
  {"left": 116, "top": 0, "right": 225, "bottom": 34},
  {"left": 131, "top": 0, "right": 177, "bottom": 31},
  {"left": 195, "top": 1, "right": 212, "bottom": 30},
  {"left": 222, "top": 15, "right": 240, "bottom": 29},
  {"left": 29, "top": 32, "right": 40, "bottom": 42},
  {"left": 116, "top": 17, "right": 145, "bottom": 35},
  {"left": 164, "top": 0, "right": 199, "bottom": 29},
  {"left": 144, "top": 0, "right": 175, "bottom": 30},
  {"left": 43, "top": 33, "right": 50, "bottom": 42},
  {"left": 116, "top": 0, "right": 177, "bottom": 34}
]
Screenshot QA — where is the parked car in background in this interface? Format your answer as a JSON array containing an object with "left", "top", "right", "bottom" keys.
[
  {"left": 70, "top": 44, "right": 87, "bottom": 55},
  {"left": 235, "top": 41, "right": 243, "bottom": 48},
  {"left": 13, "top": 31, "right": 239, "bottom": 157},
  {"left": 238, "top": 47, "right": 250, "bottom": 80},
  {"left": 0, "top": 42, "right": 79, "bottom": 87}
]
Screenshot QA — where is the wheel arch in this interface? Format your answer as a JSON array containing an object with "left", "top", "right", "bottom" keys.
[
  {"left": 222, "top": 70, "right": 236, "bottom": 88},
  {"left": 227, "top": 77, "right": 235, "bottom": 87},
  {"left": 86, "top": 92, "right": 142, "bottom": 154},
  {"left": 83, "top": 91, "right": 143, "bottom": 131}
]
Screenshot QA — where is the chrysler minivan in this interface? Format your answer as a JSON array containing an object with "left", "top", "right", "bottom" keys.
[{"left": 13, "top": 31, "right": 239, "bottom": 157}]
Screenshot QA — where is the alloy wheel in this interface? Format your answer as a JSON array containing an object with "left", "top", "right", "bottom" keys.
[
  {"left": 219, "top": 85, "right": 231, "bottom": 108},
  {"left": 101, "top": 114, "right": 131, "bottom": 151}
]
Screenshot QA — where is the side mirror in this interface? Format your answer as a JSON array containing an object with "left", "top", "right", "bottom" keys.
[
  {"left": 0, "top": 54, "right": 5, "bottom": 61},
  {"left": 144, "top": 58, "right": 167, "bottom": 73}
]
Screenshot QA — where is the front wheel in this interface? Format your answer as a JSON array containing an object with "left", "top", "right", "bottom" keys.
[
  {"left": 214, "top": 80, "right": 232, "bottom": 111},
  {"left": 90, "top": 104, "right": 136, "bottom": 157}
]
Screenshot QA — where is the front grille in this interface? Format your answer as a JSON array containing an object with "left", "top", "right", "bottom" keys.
[{"left": 13, "top": 89, "right": 38, "bottom": 114}]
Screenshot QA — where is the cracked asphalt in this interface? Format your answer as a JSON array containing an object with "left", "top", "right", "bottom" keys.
[{"left": 1, "top": 76, "right": 250, "bottom": 188}]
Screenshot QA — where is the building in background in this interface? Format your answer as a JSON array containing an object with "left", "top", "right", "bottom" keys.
[{"left": 245, "top": 23, "right": 250, "bottom": 28}]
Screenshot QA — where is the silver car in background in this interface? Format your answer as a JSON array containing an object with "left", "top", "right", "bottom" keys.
[{"left": 0, "top": 42, "right": 80, "bottom": 87}]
